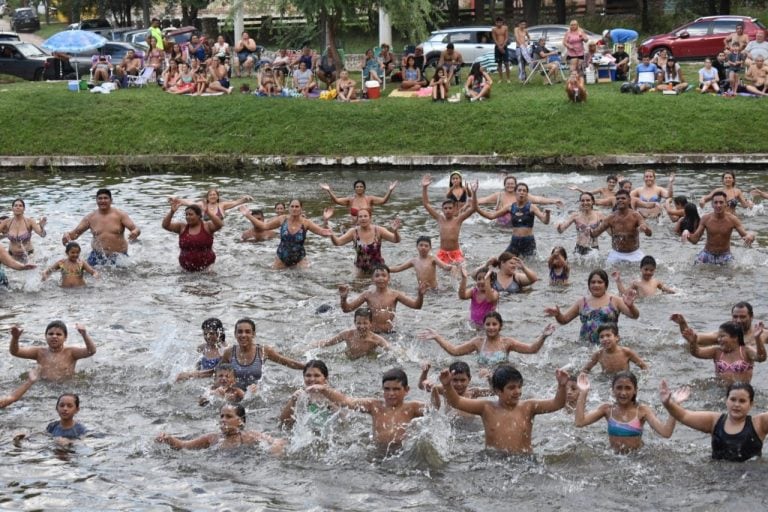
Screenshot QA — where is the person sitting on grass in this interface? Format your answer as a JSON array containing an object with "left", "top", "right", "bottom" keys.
[
  {"left": 566, "top": 70, "right": 587, "bottom": 102},
  {"left": 430, "top": 67, "right": 449, "bottom": 102},
  {"left": 699, "top": 58, "right": 721, "bottom": 94},
  {"left": 438, "top": 43, "right": 464, "bottom": 85},
  {"left": 634, "top": 55, "right": 658, "bottom": 93},
  {"left": 316, "top": 45, "right": 337, "bottom": 89},
  {"left": 399, "top": 55, "right": 423, "bottom": 92},
  {"left": 293, "top": 60, "right": 316, "bottom": 98},
  {"left": 259, "top": 64, "right": 281, "bottom": 96},
  {"left": 464, "top": 62, "right": 492, "bottom": 102},
  {"left": 161, "top": 60, "right": 179, "bottom": 91},
  {"left": 206, "top": 54, "right": 233, "bottom": 95},
  {"left": 336, "top": 70, "right": 357, "bottom": 101},
  {"left": 657, "top": 57, "right": 688, "bottom": 93}
]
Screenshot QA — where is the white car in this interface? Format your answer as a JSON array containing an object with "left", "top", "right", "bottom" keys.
[{"left": 419, "top": 26, "right": 517, "bottom": 71}]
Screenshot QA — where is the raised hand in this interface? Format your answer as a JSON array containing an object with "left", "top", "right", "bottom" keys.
[
  {"left": 671, "top": 386, "right": 690, "bottom": 404},
  {"left": 622, "top": 288, "right": 637, "bottom": 308},
  {"left": 576, "top": 372, "right": 590, "bottom": 392},
  {"left": 390, "top": 218, "right": 402, "bottom": 231},
  {"left": 388, "top": 181, "right": 399, "bottom": 192},
  {"left": 319, "top": 183, "right": 331, "bottom": 192},
  {"left": 421, "top": 174, "right": 432, "bottom": 188},
  {"left": 75, "top": 323, "right": 87, "bottom": 336},
  {"left": 10, "top": 325, "right": 23, "bottom": 338},
  {"left": 556, "top": 368, "right": 570, "bottom": 386},
  {"left": 337, "top": 284, "right": 349, "bottom": 297},
  {"left": 669, "top": 313, "right": 686, "bottom": 326},
  {"left": 322, "top": 207, "right": 335, "bottom": 222},
  {"left": 417, "top": 328, "right": 439, "bottom": 341},
  {"left": 544, "top": 305, "right": 560, "bottom": 318},
  {"left": 438, "top": 368, "right": 452, "bottom": 387},
  {"left": 542, "top": 323, "right": 556, "bottom": 337}
]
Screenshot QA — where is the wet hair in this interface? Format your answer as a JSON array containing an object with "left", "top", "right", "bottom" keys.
[
  {"left": 587, "top": 269, "right": 609, "bottom": 287},
  {"left": 353, "top": 180, "right": 366, "bottom": 190},
  {"left": 673, "top": 195, "right": 688, "bottom": 208},
  {"left": 722, "top": 171, "right": 736, "bottom": 184},
  {"left": 580, "top": 191, "right": 595, "bottom": 203},
  {"left": 712, "top": 190, "right": 727, "bottom": 200},
  {"left": 493, "top": 251, "right": 518, "bottom": 267},
  {"left": 491, "top": 364, "right": 523, "bottom": 391},
  {"left": 250, "top": 209, "right": 263, "bottom": 217},
  {"left": 274, "top": 202, "right": 285, "bottom": 210},
  {"left": 727, "top": 381, "right": 754, "bottom": 402},
  {"left": 483, "top": 311, "right": 503, "bottom": 327},
  {"left": 214, "top": 363, "right": 236, "bottom": 376},
  {"left": 550, "top": 246, "right": 567, "bottom": 260},
  {"left": 732, "top": 302, "right": 754, "bottom": 317},
  {"left": 612, "top": 371, "right": 638, "bottom": 403},
  {"left": 449, "top": 361, "right": 471, "bottom": 378},
  {"left": 96, "top": 188, "right": 112, "bottom": 199},
  {"left": 65, "top": 242, "right": 81, "bottom": 253},
  {"left": 447, "top": 43, "right": 454, "bottom": 50},
  {"left": 354, "top": 307, "right": 373, "bottom": 321},
  {"left": 234, "top": 318, "right": 255, "bottom": 333},
  {"left": 597, "top": 322, "right": 619, "bottom": 336},
  {"left": 202, "top": 317, "right": 225, "bottom": 344},
  {"left": 469, "top": 62, "right": 483, "bottom": 79},
  {"left": 503, "top": 175, "right": 517, "bottom": 186},
  {"left": 680, "top": 203, "right": 700, "bottom": 233},
  {"left": 382, "top": 368, "right": 408, "bottom": 387},
  {"left": 289, "top": 198, "right": 303, "bottom": 207},
  {"left": 46, "top": 320, "right": 67, "bottom": 337},
  {"left": 640, "top": 255, "right": 656, "bottom": 268},
  {"left": 185, "top": 205, "right": 203, "bottom": 217},
  {"left": 567, "top": 374, "right": 578, "bottom": 384},
  {"left": 473, "top": 266, "right": 490, "bottom": 281},
  {"left": 56, "top": 393, "right": 80, "bottom": 408},
  {"left": 442, "top": 199, "right": 458, "bottom": 208},
  {"left": 615, "top": 189, "right": 630, "bottom": 198},
  {"left": 719, "top": 321, "right": 745, "bottom": 346},
  {"left": 516, "top": 182, "right": 529, "bottom": 193},
  {"left": 618, "top": 180, "right": 632, "bottom": 190},
  {"left": 606, "top": 175, "right": 617, "bottom": 182},
  {"left": 416, "top": 235, "right": 432, "bottom": 246},
  {"left": 371, "top": 264, "right": 390, "bottom": 276},
  {"left": 223, "top": 403, "right": 247, "bottom": 425},
  {"left": 12, "top": 198, "right": 25, "bottom": 207},
  {"left": 303, "top": 359, "right": 329, "bottom": 378}
]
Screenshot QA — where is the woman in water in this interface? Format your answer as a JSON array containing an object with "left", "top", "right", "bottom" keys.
[
  {"left": 279, "top": 360, "right": 340, "bottom": 430},
  {"left": 172, "top": 188, "right": 253, "bottom": 221},
  {"left": 630, "top": 170, "right": 674, "bottom": 218},
  {"left": 700, "top": 171, "right": 752, "bottom": 215},
  {"left": 320, "top": 180, "right": 398, "bottom": 220},
  {"left": 477, "top": 175, "right": 563, "bottom": 228},
  {"left": 162, "top": 200, "right": 223, "bottom": 272},
  {"left": 487, "top": 251, "right": 538, "bottom": 295},
  {"left": 330, "top": 208, "right": 401, "bottom": 276},
  {"left": 156, "top": 404, "right": 286, "bottom": 453},
  {"left": 446, "top": 171, "right": 473, "bottom": 208},
  {"left": 544, "top": 269, "right": 639, "bottom": 344},
  {"left": 240, "top": 200, "right": 333, "bottom": 269},
  {"left": 0, "top": 199, "right": 46, "bottom": 262},
  {"left": 477, "top": 182, "right": 550, "bottom": 257},
  {"left": 661, "top": 380, "right": 768, "bottom": 462},
  {"left": 556, "top": 191, "right": 604, "bottom": 256},
  {"left": 575, "top": 372, "right": 684, "bottom": 453},
  {"left": 418, "top": 311, "right": 555, "bottom": 372}
]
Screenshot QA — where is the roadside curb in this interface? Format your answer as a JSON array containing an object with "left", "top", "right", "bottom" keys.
[{"left": 1, "top": 153, "right": 767, "bottom": 171}]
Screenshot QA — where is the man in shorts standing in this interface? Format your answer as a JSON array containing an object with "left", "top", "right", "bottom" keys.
[
  {"left": 682, "top": 191, "right": 754, "bottom": 264},
  {"left": 590, "top": 190, "right": 652, "bottom": 265},
  {"left": 492, "top": 17, "right": 510, "bottom": 83}
]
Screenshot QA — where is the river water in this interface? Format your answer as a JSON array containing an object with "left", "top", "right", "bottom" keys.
[{"left": 1, "top": 168, "right": 767, "bottom": 511}]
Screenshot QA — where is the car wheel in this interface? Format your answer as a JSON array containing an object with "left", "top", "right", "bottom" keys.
[{"left": 651, "top": 47, "right": 672, "bottom": 60}]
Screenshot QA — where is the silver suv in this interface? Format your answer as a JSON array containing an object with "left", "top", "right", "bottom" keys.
[{"left": 420, "top": 26, "right": 517, "bottom": 69}]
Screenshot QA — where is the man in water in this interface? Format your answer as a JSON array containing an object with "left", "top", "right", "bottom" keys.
[
  {"left": 671, "top": 302, "right": 767, "bottom": 348},
  {"left": 682, "top": 190, "right": 754, "bottom": 265},
  {"left": 590, "top": 189, "right": 651, "bottom": 265},
  {"left": 62, "top": 188, "right": 141, "bottom": 266}
]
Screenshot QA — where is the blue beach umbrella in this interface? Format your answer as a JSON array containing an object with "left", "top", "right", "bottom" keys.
[{"left": 42, "top": 30, "right": 107, "bottom": 81}]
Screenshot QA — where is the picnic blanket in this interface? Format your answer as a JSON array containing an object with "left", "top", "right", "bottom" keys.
[{"left": 389, "top": 87, "right": 433, "bottom": 98}]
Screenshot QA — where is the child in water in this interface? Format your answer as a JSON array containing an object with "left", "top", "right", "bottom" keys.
[
  {"left": 47, "top": 393, "right": 87, "bottom": 441},
  {"left": 457, "top": 266, "right": 499, "bottom": 329},
  {"left": 306, "top": 368, "right": 426, "bottom": 453},
  {"left": 575, "top": 372, "right": 685, "bottom": 454},
  {"left": 176, "top": 318, "right": 228, "bottom": 381},
  {"left": 310, "top": 307, "right": 391, "bottom": 359},
  {"left": 613, "top": 256, "right": 675, "bottom": 297},
  {"left": 9, "top": 321, "right": 96, "bottom": 382},
  {"left": 200, "top": 364, "right": 245, "bottom": 405},
  {"left": 581, "top": 323, "right": 648, "bottom": 374},
  {"left": 156, "top": 404, "right": 286, "bottom": 454},
  {"left": 439, "top": 364, "right": 570, "bottom": 454},
  {"left": 41, "top": 242, "right": 99, "bottom": 288},
  {"left": 279, "top": 359, "right": 339, "bottom": 430},
  {"left": 419, "top": 361, "right": 492, "bottom": 412},
  {"left": 547, "top": 246, "right": 570, "bottom": 286},
  {"left": 389, "top": 236, "right": 456, "bottom": 290}
]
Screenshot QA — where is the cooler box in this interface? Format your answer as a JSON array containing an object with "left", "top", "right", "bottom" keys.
[
  {"left": 365, "top": 80, "right": 380, "bottom": 99},
  {"left": 68, "top": 80, "right": 79, "bottom": 91}
]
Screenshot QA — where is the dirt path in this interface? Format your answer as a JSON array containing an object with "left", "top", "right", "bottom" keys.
[{"left": 0, "top": 17, "right": 47, "bottom": 45}]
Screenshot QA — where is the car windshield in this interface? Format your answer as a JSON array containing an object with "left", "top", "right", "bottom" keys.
[{"left": 16, "top": 42, "right": 46, "bottom": 57}]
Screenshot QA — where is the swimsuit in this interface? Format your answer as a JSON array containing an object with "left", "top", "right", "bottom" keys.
[
  {"left": 470, "top": 287, "right": 496, "bottom": 327},
  {"left": 178, "top": 225, "right": 216, "bottom": 271},
  {"left": 448, "top": 189, "right": 468, "bottom": 203},
  {"left": 87, "top": 251, "right": 127, "bottom": 267},
  {"left": 59, "top": 261, "right": 85, "bottom": 277},
  {"left": 349, "top": 207, "right": 360, "bottom": 217},
  {"left": 492, "top": 275, "right": 521, "bottom": 294},
  {"left": 714, "top": 346, "right": 753, "bottom": 376},
  {"left": 5, "top": 218, "right": 32, "bottom": 243},
  {"left": 198, "top": 355, "right": 221, "bottom": 371},
  {"left": 506, "top": 202, "right": 537, "bottom": 256},
  {"left": 494, "top": 194, "right": 512, "bottom": 226},
  {"left": 436, "top": 248, "right": 463, "bottom": 264},
  {"left": 574, "top": 218, "right": 600, "bottom": 253},
  {"left": 353, "top": 227, "right": 384, "bottom": 273},
  {"left": 549, "top": 266, "right": 569, "bottom": 285},
  {"left": 607, "top": 409, "right": 644, "bottom": 437},
  {"left": 579, "top": 297, "right": 620, "bottom": 344},
  {"left": 506, "top": 235, "right": 536, "bottom": 256},
  {"left": 276, "top": 220, "right": 307, "bottom": 267},
  {"left": 712, "top": 414, "right": 763, "bottom": 462},
  {"left": 46, "top": 421, "right": 87, "bottom": 439},
  {"left": 606, "top": 248, "right": 645, "bottom": 265},
  {"left": 0, "top": 267, "right": 8, "bottom": 287},
  {"left": 696, "top": 249, "right": 734, "bottom": 265},
  {"left": 230, "top": 345, "right": 263, "bottom": 390},
  {"left": 202, "top": 206, "right": 224, "bottom": 221},
  {"left": 477, "top": 338, "right": 508, "bottom": 367}
]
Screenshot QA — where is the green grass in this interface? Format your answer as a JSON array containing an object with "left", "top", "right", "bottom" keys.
[
  {"left": 36, "top": 22, "right": 68, "bottom": 40},
  {"left": 1, "top": 70, "right": 766, "bottom": 158}
]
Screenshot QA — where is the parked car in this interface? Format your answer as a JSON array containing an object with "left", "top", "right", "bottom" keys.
[
  {"left": 68, "top": 41, "right": 144, "bottom": 77},
  {"left": 0, "top": 1, "right": 8, "bottom": 19},
  {"left": 164, "top": 26, "right": 200, "bottom": 46},
  {"left": 419, "top": 26, "right": 517, "bottom": 70},
  {"left": 10, "top": 7, "right": 40, "bottom": 32},
  {"left": 527, "top": 24, "right": 600, "bottom": 56},
  {"left": 0, "top": 31, "right": 21, "bottom": 41},
  {"left": 122, "top": 29, "right": 148, "bottom": 49},
  {"left": 0, "top": 40, "right": 69, "bottom": 80},
  {"left": 639, "top": 15, "right": 767, "bottom": 59},
  {"left": 68, "top": 18, "right": 112, "bottom": 31}
]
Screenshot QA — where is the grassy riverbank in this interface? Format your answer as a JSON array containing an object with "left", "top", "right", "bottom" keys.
[{"left": 2, "top": 74, "right": 767, "bottom": 158}]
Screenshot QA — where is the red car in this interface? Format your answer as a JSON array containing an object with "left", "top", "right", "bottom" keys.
[{"left": 639, "top": 15, "right": 766, "bottom": 59}]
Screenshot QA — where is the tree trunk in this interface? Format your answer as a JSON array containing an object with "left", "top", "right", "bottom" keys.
[
  {"left": 523, "top": 0, "right": 540, "bottom": 24},
  {"left": 641, "top": 0, "right": 650, "bottom": 33},
  {"left": 447, "top": 0, "right": 459, "bottom": 25},
  {"left": 324, "top": 8, "right": 343, "bottom": 71},
  {"left": 585, "top": 0, "right": 596, "bottom": 16},
  {"left": 476, "top": 0, "right": 486, "bottom": 24},
  {"left": 142, "top": 0, "right": 150, "bottom": 28},
  {"left": 182, "top": 6, "right": 190, "bottom": 26},
  {"left": 503, "top": 0, "right": 514, "bottom": 20},
  {"left": 554, "top": 0, "right": 566, "bottom": 24},
  {"left": 705, "top": 0, "right": 717, "bottom": 15}
]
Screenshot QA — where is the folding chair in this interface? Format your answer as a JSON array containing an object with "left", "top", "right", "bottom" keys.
[
  {"left": 523, "top": 57, "right": 554, "bottom": 85},
  {"left": 89, "top": 54, "right": 113, "bottom": 83},
  {"left": 127, "top": 66, "right": 155, "bottom": 87}
]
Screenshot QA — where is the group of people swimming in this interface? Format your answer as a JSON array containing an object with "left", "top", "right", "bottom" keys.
[{"left": 2, "top": 169, "right": 768, "bottom": 461}]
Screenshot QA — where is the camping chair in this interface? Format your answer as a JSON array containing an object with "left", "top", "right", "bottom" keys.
[
  {"left": 127, "top": 66, "right": 156, "bottom": 87},
  {"left": 614, "top": 41, "right": 636, "bottom": 82},
  {"left": 89, "top": 54, "right": 113, "bottom": 83},
  {"left": 523, "top": 53, "right": 556, "bottom": 85}
]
